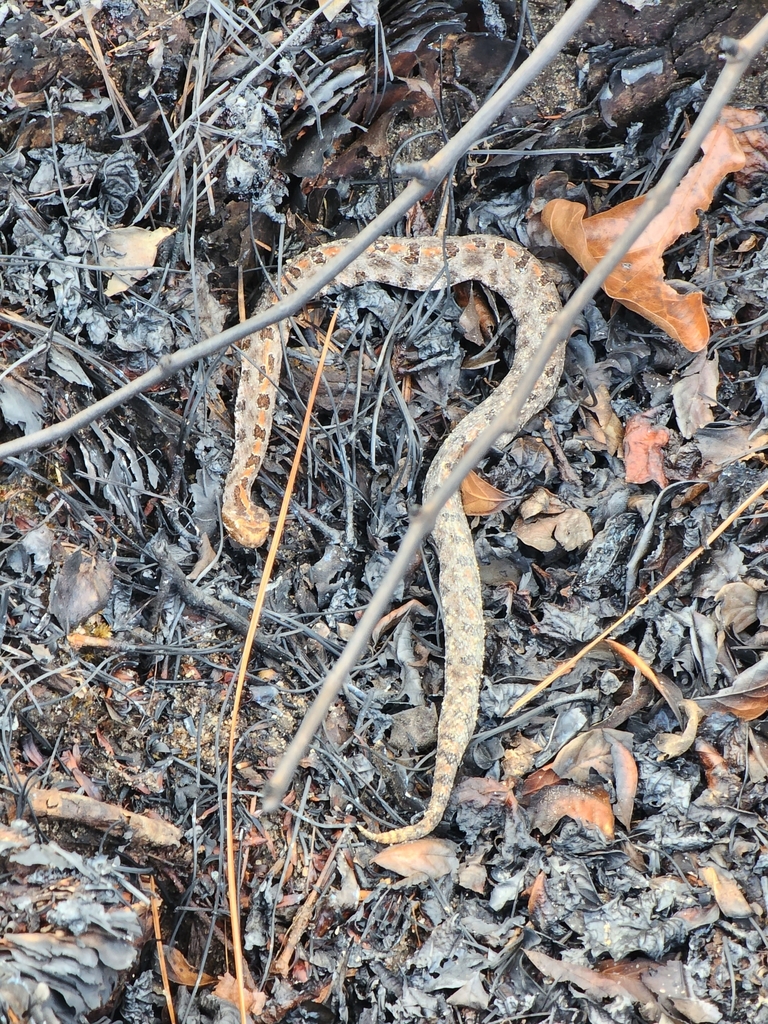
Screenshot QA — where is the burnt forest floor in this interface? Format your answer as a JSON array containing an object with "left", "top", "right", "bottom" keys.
[{"left": 2, "top": 1, "right": 768, "bottom": 1023}]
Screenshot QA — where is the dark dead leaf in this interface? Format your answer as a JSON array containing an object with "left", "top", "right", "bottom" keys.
[
  {"left": 49, "top": 550, "right": 114, "bottom": 632},
  {"left": 672, "top": 351, "right": 719, "bottom": 439}
]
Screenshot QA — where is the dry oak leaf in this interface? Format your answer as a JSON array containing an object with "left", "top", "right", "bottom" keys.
[
  {"left": 697, "top": 656, "right": 768, "bottom": 720},
  {"left": 526, "top": 950, "right": 657, "bottom": 1008},
  {"left": 213, "top": 974, "right": 266, "bottom": 1017},
  {"left": 512, "top": 514, "right": 558, "bottom": 552},
  {"left": 749, "top": 733, "right": 768, "bottom": 784},
  {"left": 542, "top": 121, "right": 746, "bottom": 352},
  {"left": 519, "top": 486, "right": 568, "bottom": 519},
  {"left": 622, "top": 411, "right": 670, "bottom": 487},
  {"left": 714, "top": 580, "right": 759, "bottom": 633},
  {"left": 553, "top": 508, "right": 593, "bottom": 551},
  {"left": 164, "top": 945, "right": 216, "bottom": 987},
  {"left": 606, "top": 638, "right": 684, "bottom": 725},
  {"left": 654, "top": 698, "right": 703, "bottom": 760},
  {"left": 695, "top": 739, "right": 742, "bottom": 805},
  {"left": 528, "top": 952, "right": 722, "bottom": 1023},
  {"left": 513, "top": 508, "right": 592, "bottom": 553},
  {"left": 552, "top": 728, "right": 637, "bottom": 830},
  {"left": 719, "top": 105, "right": 768, "bottom": 186}
]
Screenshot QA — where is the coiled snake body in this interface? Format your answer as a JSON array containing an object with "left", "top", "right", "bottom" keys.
[{"left": 223, "top": 235, "right": 564, "bottom": 844}]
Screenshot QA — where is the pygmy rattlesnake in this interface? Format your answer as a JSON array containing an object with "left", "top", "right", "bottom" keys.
[{"left": 222, "top": 235, "right": 564, "bottom": 844}]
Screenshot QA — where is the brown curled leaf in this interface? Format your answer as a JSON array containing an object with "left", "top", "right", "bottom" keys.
[
  {"left": 542, "top": 122, "right": 746, "bottom": 351},
  {"left": 461, "top": 470, "right": 512, "bottom": 515}
]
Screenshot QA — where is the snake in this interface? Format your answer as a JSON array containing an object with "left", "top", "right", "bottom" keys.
[{"left": 222, "top": 235, "right": 564, "bottom": 844}]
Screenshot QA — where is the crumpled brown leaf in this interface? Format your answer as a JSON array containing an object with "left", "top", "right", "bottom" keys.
[
  {"left": 527, "top": 950, "right": 722, "bottom": 1023},
  {"left": 551, "top": 728, "right": 637, "bottom": 830},
  {"left": 525, "top": 782, "right": 615, "bottom": 840},
  {"left": 622, "top": 411, "right": 670, "bottom": 487},
  {"left": 580, "top": 384, "right": 624, "bottom": 455},
  {"left": 213, "top": 974, "right": 267, "bottom": 1017},
  {"left": 513, "top": 488, "right": 593, "bottom": 553},
  {"left": 654, "top": 699, "right": 703, "bottom": 759},
  {"left": 542, "top": 121, "right": 747, "bottom": 351},
  {"left": 697, "top": 657, "right": 768, "bottom": 720}
]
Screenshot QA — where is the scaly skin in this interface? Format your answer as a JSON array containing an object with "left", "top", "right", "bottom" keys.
[{"left": 223, "top": 236, "right": 564, "bottom": 843}]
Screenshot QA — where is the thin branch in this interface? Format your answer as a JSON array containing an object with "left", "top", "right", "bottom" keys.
[
  {"left": 263, "top": 12, "right": 768, "bottom": 811},
  {"left": 225, "top": 311, "right": 338, "bottom": 1024},
  {"left": 0, "top": 0, "right": 600, "bottom": 466},
  {"left": 507, "top": 472, "right": 768, "bottom": 716}
]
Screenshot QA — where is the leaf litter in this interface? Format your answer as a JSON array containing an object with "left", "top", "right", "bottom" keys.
[{"left": 1, "top": 2, "right": 768, "bottom": 1023}]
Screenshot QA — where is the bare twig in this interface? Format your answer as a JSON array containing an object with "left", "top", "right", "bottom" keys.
[
  {"left": 263, "top": 12, "right": 768, "bottom": 811},
  {"left": 0, "top": 0, "right": 600, "bottom": 466}
]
